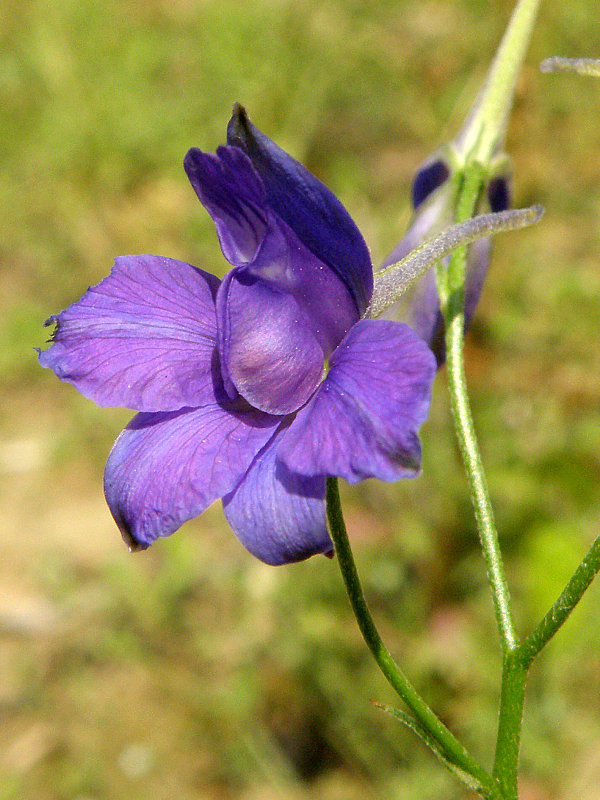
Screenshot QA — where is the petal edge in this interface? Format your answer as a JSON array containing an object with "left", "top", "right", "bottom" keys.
[{"left": 104, "top": 401, "right": 280, "bottom": 549}]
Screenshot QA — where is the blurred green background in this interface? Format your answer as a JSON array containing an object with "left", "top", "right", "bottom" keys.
[{"left": 2, "top": 0, "right": 600, "bottom": 798}]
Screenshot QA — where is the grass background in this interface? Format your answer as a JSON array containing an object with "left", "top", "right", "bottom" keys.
[{"left": 2, "top": 0, "right": 600, "bottom": 798}]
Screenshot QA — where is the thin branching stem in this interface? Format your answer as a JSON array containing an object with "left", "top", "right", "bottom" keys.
[{"left": 518, "top": 534, "right": 600, "bottom": 666}]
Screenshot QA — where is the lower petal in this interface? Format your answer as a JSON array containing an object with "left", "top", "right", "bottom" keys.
[
  {"left": 408, "top": 266, "right": 446, "bottom": 363},
  {"left": 464, "top": 237, "right": 491, "bottom": 330},
  {"left": 104, "top": 400, "right": 280, "bottom": 550},
  {"left": 278, "top": 319, "right": 436, "bottom": 483},
  {"left": 223, "top": 426, "right": 331, "bottom": 565}
]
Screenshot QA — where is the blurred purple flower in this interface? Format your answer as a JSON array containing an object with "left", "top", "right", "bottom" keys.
[
  {"left": 39, "top": 105, "right": 436, "bottom": 565},
  {"left": 382, "top": 154, "right": 511, "bottom": 366}
]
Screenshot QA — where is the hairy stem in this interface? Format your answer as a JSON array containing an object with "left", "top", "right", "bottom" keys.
[
  {"left": 441, "top": 165, "right": 522, "bottom": 794},
  {"left": 493, "top": 655, "right": 528, "bottom": 800},
  {"left": 541, "top": 57, "right": 600, "bottom": 77},
  {"left": 442, "top": 166, "right": 518, "bottom": 655},
  {"left": 369, "top": 206, "right": 543, "bottom": 318}
]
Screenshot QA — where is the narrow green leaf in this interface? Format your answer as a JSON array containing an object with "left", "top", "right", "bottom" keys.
[{"left": 373, "top": 702, "right": 496, "bottom": 797}]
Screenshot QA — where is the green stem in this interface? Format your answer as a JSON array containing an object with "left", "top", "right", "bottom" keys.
[
  {"left": 443, "top": 168, "right": 526, "bottom": 798},
  {"left": 493, "top": 655, "right": 528, "bottom": 799},
  {"left": 430, "top": 4, "right": 544, "bottom": 794},
  {"left": 519, "top": 534, "right": 600, "bottom": 666},
  {"left": 326, "top": 478, "right": 501, "bottom": 799},
  {"left": 442, "top": 165, "right": 527, "bottom": 797},
  {"left": 442, "top": 166, "right": 518, "bottom": 655}
]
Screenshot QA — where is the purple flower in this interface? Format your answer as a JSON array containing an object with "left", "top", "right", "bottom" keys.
[
  {"left": 39, "top": 105, "right": 436, "bottom": 565},
  {"left": 382, "top": 155, "right": 511, "bottom": 366}
]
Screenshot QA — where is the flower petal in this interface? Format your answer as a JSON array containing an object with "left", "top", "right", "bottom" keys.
[
  {"left": 38, "top": 255, "right": 221, "bottom": 411},
  {"left": 223, "top": 425, "right": 331, "bottom": 565},
  {"left": 184, "top": 145, "right": 268, "bottom": 266},
  {"left": 227, "top": 104, "right": 373, "bottom": 315},
  {"left": 216, "top": 271, "right": 325, "bottom": 415},
  {"left": 240, "top": 215, "right": 359, "bottom": 357},
  {"left": 278, "top": 319, "right": 436, "bottom": 483},
  {"left": 104, "top": 400, "right": 280, "bottom": 550}
]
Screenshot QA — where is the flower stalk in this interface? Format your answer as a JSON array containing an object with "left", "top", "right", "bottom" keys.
[
  {"left": 326, "top": 478, "right": 501, "bottom": 799},
  {"left": 434, "top": 1, "right": 545, "bottom": 793},
  {"left": 326, "top": 1, "right": 562, "bottom": 797}
]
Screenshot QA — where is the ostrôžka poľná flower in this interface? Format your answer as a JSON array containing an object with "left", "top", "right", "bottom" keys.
[{"left": 39, "top": 105, "right": 436, "bottom": 565}]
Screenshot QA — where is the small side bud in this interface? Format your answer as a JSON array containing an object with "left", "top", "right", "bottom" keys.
[{"left": 412, "top": 159, "right": 451, "bottom": 209}]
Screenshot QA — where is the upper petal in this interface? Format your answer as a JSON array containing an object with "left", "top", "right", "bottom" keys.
[
  {"left": 186, "top": 145, "right": 360, "bottom": 399},
  {"left": 278, "top": 319, "right": 436, "bottom": 484},
  {"left": 38, "top": 255, "right": 221, "bottom": 411},
  {"left": 227, "top": 104, "right": 373, "bottom": 315},
  {"left": 104, "top": 399, "right": 280, "bottom": 550},
  {"left": 184, "top": 145, "right": 268, "bottom": 267},
  {"left": 223, "top": 423, "right": 331, "bottom": 565},
  {"left": 487, "top": 175, "right": 511, "bottom": 214}
]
